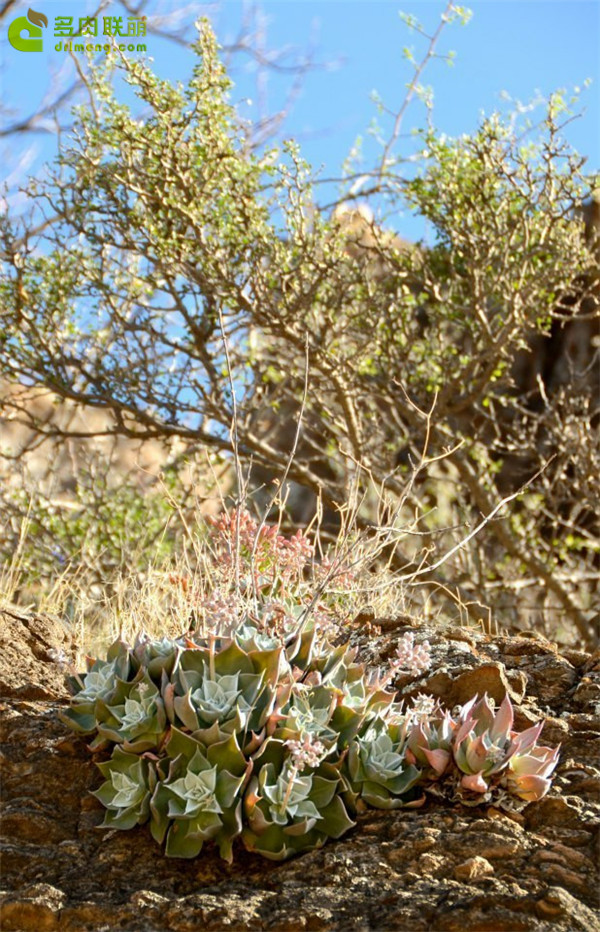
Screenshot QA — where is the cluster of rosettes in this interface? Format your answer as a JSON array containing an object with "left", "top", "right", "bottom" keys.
[{"left": 61, "top": 624, "right": 560, "bottom": 863}]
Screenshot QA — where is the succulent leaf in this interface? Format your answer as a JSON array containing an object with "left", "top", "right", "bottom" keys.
[{"left": 406, "top": 709, "right": 455, "bottom": 778}]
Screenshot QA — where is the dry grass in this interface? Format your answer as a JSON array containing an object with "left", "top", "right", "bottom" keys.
[{"left": 1, "top": 483, "right": 484, "bottom": 675}]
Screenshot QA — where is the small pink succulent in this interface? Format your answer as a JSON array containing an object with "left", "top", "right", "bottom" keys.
[
  {"left": 391, "top": 632, "right": 432, "bottom": 677},
  {"left": 452, "top": 694, "right": 515, "bottom": 791},
  {"left": 503, "top": 722, "right": 560, "bottom": 801},
  {"left": 452, "top": 694, "right": 560, "bottom": 799},
  {"left": 406, "top": 708, "right": 456, "bottom": 777}
]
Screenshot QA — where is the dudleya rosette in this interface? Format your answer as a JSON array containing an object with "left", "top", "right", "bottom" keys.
[
  {"left": 347, "top": 717, "right": 423, "bottom": 809},
  {"left": 150, "top": 727, "right": 249, "bottom": 861},
  {"left": 132, "top": 633, "right": 181, "bottom": 680},
  {"left": 242, "top": 737, "right": 355, "bottom": 861},
  {"left": 92, "top": 672, "right": 167, "bottom": 752},
  {"left": 163, "top": 638, "right": 282, "bottom": 748},
  {"left": 503, "top": 723, "right": 561, "bottom": 801},
  {"left": 60, "top": 645, "right": 132, "bottom": 734},
  {"left": 175, "top": 666, "right": 255, "bottom": 728},
  {"left": 405, "top": 706, "right": 455, "bottom": 778},
  {"left": 451, "top": 694, "right": 560, "bottom": 798},
  {"left": 92, "top": 746, "right": 158, "bottom": 830},
  {"left": 452, "top": 694, "right": 518, "bottom": 793}
]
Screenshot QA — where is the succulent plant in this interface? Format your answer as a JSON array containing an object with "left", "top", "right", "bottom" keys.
[
  {"left": 405, "top": 707, "right": 456, "bottom": 778},
  {"left": 452, "top": 694, "right": 515, "bottom": 793},
  {"left": 288, "top": 630, "right": 358, "bottom": 683},
  {"left": 60, "top": 645, "right": 132, "bottom": 734},
  {"left": 242, "top": 737, "right": 355, "bottom": 860},
  {"left": 235, "top": 622, "right": 284, "bottom": 653},
  {"left": 150, "top": 727, "right": 250, "bottom": 861},
  {"left": 346, "top": 716, "right": 424, "bottom": 809},
  {"left": 132, "top": 633, "right": 182, "bottom": 680},
  {"left": 275, "top": 683, "right": 359, "bottom": 748},
  {"left": 92, "top": 671, "right": 168, "bottom": 752},
  {"left": 92, "top": 746, "right": 157, "bottom": 830},
  {"left": 502, "top": 722, "right": 560, "bottom": 801},
  {"left": 450, "top": 694, "right": 559, "bottom": 801},
  {"left": 163, "top": 639, "right": 284, "bottom": 749}
]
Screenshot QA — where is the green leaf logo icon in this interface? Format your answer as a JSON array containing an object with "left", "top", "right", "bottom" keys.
[{"left": 27, "top": 9, "right": 49, "bottom": 28}]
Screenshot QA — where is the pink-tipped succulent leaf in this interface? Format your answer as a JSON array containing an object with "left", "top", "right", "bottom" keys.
[{"left": 505, "top": 743, "right": 560, "bottom": 801}]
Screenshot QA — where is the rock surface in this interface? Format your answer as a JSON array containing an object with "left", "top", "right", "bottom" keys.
[{"left": 1, "top": 607, "right": 599, "bottom": 931}]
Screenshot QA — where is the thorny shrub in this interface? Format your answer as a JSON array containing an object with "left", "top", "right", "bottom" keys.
[{"left": 61, "top": 511, "right": 559, "bottom": 862}]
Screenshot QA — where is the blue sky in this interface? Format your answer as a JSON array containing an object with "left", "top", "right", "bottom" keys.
[
  {"left": 1, "top": 1, "right": 598, "bottom": 239},
  {"left": 218, "top": 2, "right": 599, "bottom": 161}
]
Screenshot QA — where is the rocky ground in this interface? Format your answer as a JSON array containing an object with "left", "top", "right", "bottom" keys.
[{"left": 1, "top": 606, "right": 599, "bottom": 931}]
